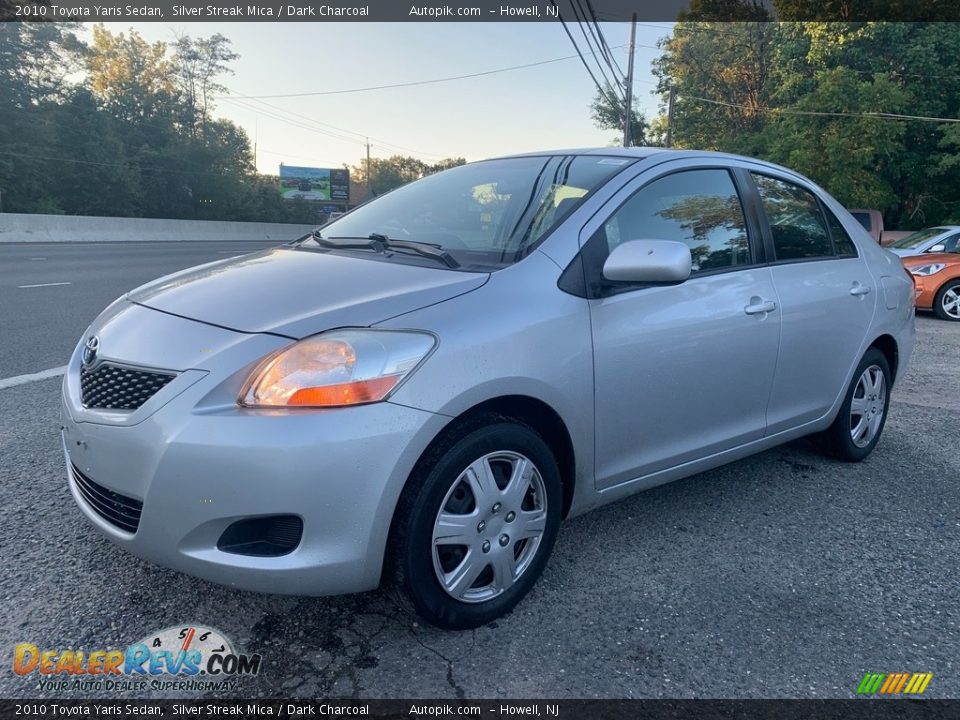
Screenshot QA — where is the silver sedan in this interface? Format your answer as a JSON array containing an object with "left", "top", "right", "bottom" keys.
[
  {"left": 888, "top": 225, "right": 960, "bottom": 257},
  {"left": 62, "top": 149, "right": 915, "bottom": 629}
]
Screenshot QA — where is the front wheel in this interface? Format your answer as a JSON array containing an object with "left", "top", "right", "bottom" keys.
[
  {"left": 820, "top": 348, "right": 891, "bottom": 462},
  {"left": 933, "top": 279, "right": 960, "bottom": 321},
  {"left": 391, "top": 419, "right": 562, "bottom": 630}
]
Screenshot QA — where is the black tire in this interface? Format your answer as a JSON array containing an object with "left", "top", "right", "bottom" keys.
[
  {"left": 821, "top": 348, "right": 891, "bottom": 462},
  {"left": 933, "top": 279, "right": 960, "bottom": 321},
  {"left": 389, "top": 416, "right": 562, "bottom": 630}
]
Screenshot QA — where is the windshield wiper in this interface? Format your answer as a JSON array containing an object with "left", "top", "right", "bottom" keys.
[{"left": 317, "top": 232, "right": 460, "bottom": 269}]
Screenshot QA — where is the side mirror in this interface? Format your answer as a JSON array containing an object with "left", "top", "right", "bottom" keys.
[
  {"left": 928, "top": 244, "right": 946, "bottom": 253},
  {"left": 602, "top": 239, "right": 692, "bottom": 284}
]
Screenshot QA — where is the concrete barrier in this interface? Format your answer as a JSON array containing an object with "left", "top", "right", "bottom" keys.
[{"left": 0, "top": 213, "right": 316, "bottom": 243}]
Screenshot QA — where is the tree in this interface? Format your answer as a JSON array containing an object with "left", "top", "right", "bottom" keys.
[
  {"left": 653, "top": 21, "right": 778, "bottom": 153},
  {"left": 86, "top": 25, "right": 173, "bottom": 122},
  {"left": 650, "top": 20, "right": 960, "bottom": 228},
  {"left": 589, "top": 81, "right": 647, "bottom": 146},
  {"left": 350, "top": 155, "right": 466, "bottom": 196},
  {"left": 172, "top": 33, "right": 239, "bottom": 137},
  {"left": 0, "top": 22, "right": 85, "bottom": 214}
]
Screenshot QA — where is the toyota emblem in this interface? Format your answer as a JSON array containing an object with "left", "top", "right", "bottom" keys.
[{"left": 82, "top": 336, "right": 100, "bottom": 367}]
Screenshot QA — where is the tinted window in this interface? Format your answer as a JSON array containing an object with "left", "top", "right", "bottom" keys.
[
  {"left": 891, "top": 227, "right": 948, "bottom": 249},
  {"left": 753, "top": 174, "right": 833, "bottom": 260},
  {"left": 823, "top": 206, "right": 858, "bottom": 257},
  {"left": 941, "top": 234, "right": 960, "bottom": 253},
  {"left": 602, "top": 169, "right": 751, "bottom": 275}
]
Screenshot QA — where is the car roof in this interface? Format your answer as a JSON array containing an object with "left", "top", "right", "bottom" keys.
[{"left": 484, "top": 147, "right": 810, "bottom": 179}]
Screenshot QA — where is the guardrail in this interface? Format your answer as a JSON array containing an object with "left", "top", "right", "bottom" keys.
[{"left": 0, "top": 213, "right": 315, "bottom": 243}]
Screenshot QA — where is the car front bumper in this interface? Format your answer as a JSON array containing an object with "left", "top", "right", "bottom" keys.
[{"left": 61, "top": 313, "right": 447, "bottom": 596}]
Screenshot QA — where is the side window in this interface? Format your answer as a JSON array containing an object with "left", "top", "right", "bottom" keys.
[
  {"left": 602, "top": 169, "right": 751, "bottom": 275},
  {"left": 823, "top": 206, "right": 858, "bottom": 257},
  {"left": 752, "top": 174, "right": 834, "bottom": 261},
  {"left": 943, "top": 234, "right": 960, "bottom": 253}
]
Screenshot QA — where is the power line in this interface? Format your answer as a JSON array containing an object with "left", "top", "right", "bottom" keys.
[
  {"left": 584, "top": 0, "right": 626, "bottom": 77},
  {"left": 257, "top": 147, "right": 345, "bottom": 168},
  {"left": 569, "top": 0, "right": 624, "bottom": 100},
  {"left": 624, "top": 21, "right": 960, "bottom": 82},
  {"left": 231, "top": 95, "right": 447, "bottom": 159},
  {"left": 681, "top": 94, "right": 960, "bottom": 123},
  {"left": 221, "top": 96, "right": 364, "bottom": 145},
  {"left": 552, "top": 0, "right": 623, "bottom": 108},
  {"left": 215, "top": 46, "right": 624, "bottom": 101},
  {"left": 222, "top": 96, "right": 450, "bottom": 166}
]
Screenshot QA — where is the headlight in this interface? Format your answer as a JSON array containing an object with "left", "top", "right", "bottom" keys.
[
  {"left": 908, "top": 263, "right": 946, "bottom": 277},
  {"left": 240, "top": 329, "right": 436, "bottom": 408}
]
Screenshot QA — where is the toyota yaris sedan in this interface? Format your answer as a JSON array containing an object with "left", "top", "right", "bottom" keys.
[{"left": 62, "top": 149, "right": 915, "bottom": 629}]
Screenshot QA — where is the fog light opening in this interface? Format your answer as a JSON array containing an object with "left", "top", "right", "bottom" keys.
[{"left": 217, "top": 515, "right": 303, "bottom": 557}]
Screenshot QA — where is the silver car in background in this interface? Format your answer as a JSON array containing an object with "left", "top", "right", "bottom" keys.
[
  {"left": 62, "top": 149, "right": 915, "bottom": 629},
  {"left": 888, "top": 225, "right": 960, "bottom": 257}
]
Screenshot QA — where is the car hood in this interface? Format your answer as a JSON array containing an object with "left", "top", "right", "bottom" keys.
[{"left": 128, "top": 247, "right": 488, "bottom": 338}]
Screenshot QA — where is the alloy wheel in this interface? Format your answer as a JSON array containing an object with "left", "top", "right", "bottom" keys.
[{"left": 941, "top": 286, "right": 960, "bottom": 319}]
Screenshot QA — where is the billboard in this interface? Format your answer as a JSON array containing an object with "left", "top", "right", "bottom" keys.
[{"left": 279, "top": 165, "right": 349, "bottom": 203}]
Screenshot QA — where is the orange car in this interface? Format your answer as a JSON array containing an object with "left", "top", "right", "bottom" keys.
[{"left": 903, "top": 252, "right": 960, "bottom": 321}]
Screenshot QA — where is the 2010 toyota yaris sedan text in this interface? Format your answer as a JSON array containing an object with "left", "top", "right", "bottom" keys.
[{"left": 63, "top": 149, "right": 916, "bottom": 629}]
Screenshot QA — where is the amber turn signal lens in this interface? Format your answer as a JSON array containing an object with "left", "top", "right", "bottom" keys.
[{"left": 287, "top": 376, "right": 400, "bottom": 406}]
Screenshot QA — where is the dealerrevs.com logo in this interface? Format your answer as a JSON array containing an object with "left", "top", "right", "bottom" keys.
[{"left": 13, "top": 625, "right": 262, "bottom": 693}]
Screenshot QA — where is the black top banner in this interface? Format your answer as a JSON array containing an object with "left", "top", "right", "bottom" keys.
[{"left": 4, "top": 0, "right": 960, "bottom": 22}]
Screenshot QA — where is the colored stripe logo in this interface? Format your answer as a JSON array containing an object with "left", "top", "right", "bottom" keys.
[{"left": 857, "top": 672, "right": 932, "bottom": 695}]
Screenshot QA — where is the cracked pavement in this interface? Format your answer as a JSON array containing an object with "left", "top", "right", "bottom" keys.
[{"left": 1, "top": 242, "right": 958, "bottom": 699}]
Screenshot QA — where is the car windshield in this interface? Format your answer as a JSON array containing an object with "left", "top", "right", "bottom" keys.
[
  {"left": 890, "top": 227, "right": 949, "bottom": 249},
  {"left": 301, "top": 155, "right": 633, "bottom": 270}
]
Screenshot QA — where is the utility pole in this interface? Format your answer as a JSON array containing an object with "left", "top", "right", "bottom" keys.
[
  {"left": 665, "top": 85, "right": 677, "bottom": 148},
  {"left": 365, "top": 139, "right": 372, "bottom": 198},
  {"left": 623, "top": 12, "right": 637, "bottom": 147}
]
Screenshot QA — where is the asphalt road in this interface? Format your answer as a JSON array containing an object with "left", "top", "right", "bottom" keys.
[
  {"left": 0, "top": 241, "right": 279, "bottom": 379},
  {"left": 0, "top": 242, "right": 958, "bottom": 700}
]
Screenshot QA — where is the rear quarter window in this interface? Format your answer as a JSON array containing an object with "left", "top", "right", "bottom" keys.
[{"left": 752, "top": 173, "right": 834, "bottom": 261}]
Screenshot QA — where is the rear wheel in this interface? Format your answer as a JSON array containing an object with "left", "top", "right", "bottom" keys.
[
  {"left": 933, "top": 279, "right": 960, "bottom": 321},
  {"left": 391, "top": 418, "right": 561, "bottom": 630},
  {"left": 821, "top": 348, "right": 891, "bottom": 462}
]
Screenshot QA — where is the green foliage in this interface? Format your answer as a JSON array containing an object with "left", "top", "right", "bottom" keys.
[
  {"left": 589, "top": 81, "right": 647, "bottom": 146},
  {"left": 0, "top": 23, "right": 444, "bottom": 224},
  {"left": 652, "top": 21, "right": 960, "bottom": 228},
  {"left": 350, "top": 155, "right": 467, "bottom": 197}
]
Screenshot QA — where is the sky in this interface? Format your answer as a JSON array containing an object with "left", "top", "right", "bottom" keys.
[{"left": 111, "top": 22, "right": 671, "bottom": 173}]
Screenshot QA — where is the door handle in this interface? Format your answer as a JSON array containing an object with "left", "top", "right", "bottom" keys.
[
  {"left": 744, "top": 298, "right": 777, "bottom": 315},
  {"left": 850, "top": 283, "right": 872, "bottom": 296}
]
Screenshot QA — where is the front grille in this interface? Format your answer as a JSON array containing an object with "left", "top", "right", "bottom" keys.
[
  {"left": 71, "top": 463, "right": 143, "bottom": 533},
  {"left": 80, "top": 363, "right": 176, "bottom": 410}
]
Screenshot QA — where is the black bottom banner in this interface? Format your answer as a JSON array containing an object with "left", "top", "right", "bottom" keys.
[{"left": 0, "top": 699, "right": 957, "bottom": 720}]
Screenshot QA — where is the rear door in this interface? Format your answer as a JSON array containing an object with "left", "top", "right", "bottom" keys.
[
  {"left": 747, "top": 172, "right": 876, "bottom": 434},
  {"left": 583, "top": 161, "right": 782, "bottom": 489}
]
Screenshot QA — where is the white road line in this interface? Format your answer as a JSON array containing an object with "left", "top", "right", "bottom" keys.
[
  {"left": 30, "top": 257, "right": 47, "bottom": 260},
  {"left": 0, "top": 366, "right": 67, "bottom": 390},
  {"left": 17, "top": 282, "right": 72, "bottom": 288}
]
